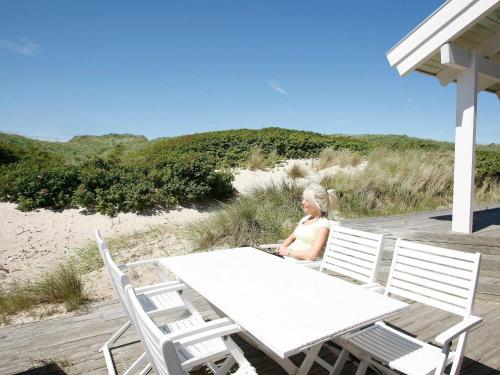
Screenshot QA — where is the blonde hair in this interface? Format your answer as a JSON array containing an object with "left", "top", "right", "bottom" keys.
[{"left": 302, "top": 183, "right": 337, "bottom": 217}]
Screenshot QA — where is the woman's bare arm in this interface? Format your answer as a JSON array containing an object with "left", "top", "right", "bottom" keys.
[
  {"left": 284, "top": 227, "right": 329, "bottom": 260},
  {"left": 278, "top": 233, "right": 296, "bottom": 254}
]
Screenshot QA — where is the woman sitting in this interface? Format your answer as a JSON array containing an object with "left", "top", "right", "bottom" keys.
[{"left": 277, "top": 183, "right": 336, "bottom": 260}]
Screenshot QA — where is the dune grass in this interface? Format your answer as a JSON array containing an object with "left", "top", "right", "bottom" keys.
[
  {"left": 189, "top": 182, "right": 304, "bottom": 250},
  {"left": 0, "top": 262, "right": 87, "bottom": 324},
  {"left": 75, "top": 225, "right": 174, "bottom": 274},
  {"left": 316, "top": 148, "right": 362, "bottom": 170},
  {"left": 190, "top": 148, "right": 500, "bottom": 249},
  {"left": 247, "top": 147, "right": 267, "bottom": 170},
  {"left": 321, "top": 149, "right": 500, "bottom": 217},
  {"left": 0, "top": 224, "right": 179, "bottom": 323},
  {"left": 286, "top": 163, "right": 309, "bottom": 179}
]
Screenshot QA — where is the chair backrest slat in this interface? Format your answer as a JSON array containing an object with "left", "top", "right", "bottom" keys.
[
  {"left": 95, "top": 230, "right": 134, "bottom": 320},
  {"left": 320, "top": 225, "right": 384, "bottom": 284},
  {"left": 385, "top": 239, "right": 481, "bottom": 317},
  {"left": 125, "top": 285, "right": 184, "bottom": 375}
]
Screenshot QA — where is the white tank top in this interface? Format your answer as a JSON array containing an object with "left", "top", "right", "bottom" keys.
[{"left": 288, "top": 215, "right": 331, "bottom": 252}]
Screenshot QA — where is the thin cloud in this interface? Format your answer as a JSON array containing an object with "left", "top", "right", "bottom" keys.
[
  {"left": 269, "top": 79, "right": 288, "bottom": 95},
  {"left": 0, "top": 38, "right": 40, "bottom": 56}
]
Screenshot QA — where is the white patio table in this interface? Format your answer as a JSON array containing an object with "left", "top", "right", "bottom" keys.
[{"left": 159, "top": 247, "right": 407, "bottom": 375}]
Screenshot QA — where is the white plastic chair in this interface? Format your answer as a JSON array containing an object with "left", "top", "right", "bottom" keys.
[
  {"left": 261, "top": 223, "right": 385, "bottom": 291},
  {"left": 95, "top": 229, "right": 199, "bottom": 375},
  {"left": 318, "top": 225, "right": 385, "bottom": 292},
  {"left": 125, "top": 283, "right": 258, "bottom": 374},
  {"left": 332, "top": 239, "right": 483, "bottom": 375}
]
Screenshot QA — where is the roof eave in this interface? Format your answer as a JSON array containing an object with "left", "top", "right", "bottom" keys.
[{"left": 386, "top": 0, "right": 500, "bottom": 76}]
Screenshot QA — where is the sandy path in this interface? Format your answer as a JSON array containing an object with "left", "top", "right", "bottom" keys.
[
  {"left": 0, "top": 203, "right": 209, "bottom": 284},
  {"left": 233, "top": 159, "right": 367, "bottom": 193}
]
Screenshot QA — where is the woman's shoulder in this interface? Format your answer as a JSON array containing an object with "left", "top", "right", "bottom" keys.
[{"left": 316, "top": 217, "right": 331, "bottom": 228}]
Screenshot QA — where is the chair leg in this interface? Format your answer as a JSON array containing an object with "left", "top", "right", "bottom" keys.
[
  {"left": 355, "top": 360, "right": 369, "bottom": 375},
  {"left": 102, "top": 344, "right": 118, "bottom": 375},
  {"left": 297, "top": 344, "right": 322, "bottom": 375},
  {"left": 123, "top": 352, "right": 148, "bottom": 375},
  {"left": 100, "top": 320, "right": 132, "bottom": 352},
  {"left": 139, "top": 363, "right": 152, "bottom": 375},
  {"left": 215, "top": 356, "right": 236, "bottom": 375},
  {"left": 330, "top": 348, "right": 349, "bottom": 375},
  {"left": 449, "top": 333, "right": 468, "bottom": 375},
  {"left": 315, "top": 356, "right": 334, "bottom": 373}
]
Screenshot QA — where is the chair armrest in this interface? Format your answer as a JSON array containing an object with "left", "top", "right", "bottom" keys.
[
  {"left": 168, "top": 317, "right": 239, "bottom": 344},
  {"left": 175, "top": 322, "right": 241, "bottom": 347},
  {"left": 296, "top": 260, "right": 322, "bottom": 269},
  {"left": 138, "top": 281, "right": 188, "bottom": 297},
  {"left": 360, "top": 283, "right": 385, "bottom": 294},
  {"left": 435, "top": 315, "right": 483, "bottom": 346},
  {"left": 124, "top": 258, "right": 161, "bottom": 268},
  {"left": 259, "top": 244, "right": 281, "bottom": 249}
]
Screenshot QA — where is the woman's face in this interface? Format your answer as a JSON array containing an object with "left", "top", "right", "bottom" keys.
[{"left": 301, "top": 197, "right": 319, "bottom": 216}]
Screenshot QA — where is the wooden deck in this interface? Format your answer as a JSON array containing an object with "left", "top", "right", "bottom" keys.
[
  {"left": 344, "top": 203, "right": 500, "bottom": 302},
  {"left": 2, "top": 205, "right": 500, "bottom": 375},
  {"left": 1, "top": 289, "right": 499, "bottom": 375}
]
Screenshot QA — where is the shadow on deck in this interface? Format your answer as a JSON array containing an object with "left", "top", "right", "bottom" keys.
[
  {"left": 431, "top": 206, "right": 500, "bottom": 232},
  {"left": 11, "top": 362, "right": 68, "bottom": 375}
]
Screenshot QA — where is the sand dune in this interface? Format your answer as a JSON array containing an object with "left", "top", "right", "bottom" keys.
[{"left": 0, "top": 159, "right": 365, "bottom": 285}]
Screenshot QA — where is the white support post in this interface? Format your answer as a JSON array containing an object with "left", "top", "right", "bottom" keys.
[{"left": 452, "top": 54, "right": 478, "bottom": 234}]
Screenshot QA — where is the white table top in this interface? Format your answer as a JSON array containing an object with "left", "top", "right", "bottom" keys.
[{"left": 160, "top": 247, "right": 407, "bottom": 358}]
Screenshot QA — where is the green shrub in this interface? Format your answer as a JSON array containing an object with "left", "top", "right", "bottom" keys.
[
  {"left": 71, "top": 155, "right": 234, "bottom": 216},
  {"left": 140, "top": 128, "right": 371, "bottom": 168},
  {"left": 0, "top": 140, "right": 20, "bottom": 165},
  {"left": 0, "top": 129, "right": 498, "bottom": 216},
  {"left": 1, "top": 162, "right": 80, "bottom": 211},
  {"left": 476, "top": 150, "right": 500, "bottom": 184}
]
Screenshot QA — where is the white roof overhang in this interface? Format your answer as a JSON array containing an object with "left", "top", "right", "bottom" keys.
[{"left": 387, "top": 0, "right": 500, "bottom": 98}]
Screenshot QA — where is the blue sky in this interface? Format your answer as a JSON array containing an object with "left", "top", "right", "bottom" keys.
[{"left": 0, "top": 1, "right": 498, "bottom": 143}]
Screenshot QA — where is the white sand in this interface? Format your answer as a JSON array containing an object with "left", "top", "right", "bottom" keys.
[
  {"left": 0, "top": 203, "right": 209, "bottom": 284},
  {"left": 233, "top": 159, "right": 367, "bottom": 193}
]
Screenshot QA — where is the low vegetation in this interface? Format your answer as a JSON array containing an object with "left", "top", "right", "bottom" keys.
[
  {"left": 0, "top": 224, "right": 183, "bottom": 323},
  {"left": 0, "top": 262, "right": 87, "bottom": 324},
  {"left": 316, "top": 148, "right": 362, "bottom": 170},
  {"left": 1, "top": 129, "right": 498, "bottom": 216},
  {"left": 286, "top": 163, "right": 309, "bottom": 179},
  {"left": 191, "top": 148, "right": 499, "bottom": 249},
  {"left": 247, "top": 147, "right": 267, "bottom": 170},
  {"left": 189, "top": 182, "right": 304, "bottom": 249}
]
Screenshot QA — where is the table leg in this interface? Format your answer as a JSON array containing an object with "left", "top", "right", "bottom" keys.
[
  {"left": 205, "top": 300, "right": 299, "bottom": 374},
  {"left": 296, "top": 343, "right": 322, "bottom": 375},
  {"left": 238, "top": 331, "right": 298, "bottom": 375}
]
